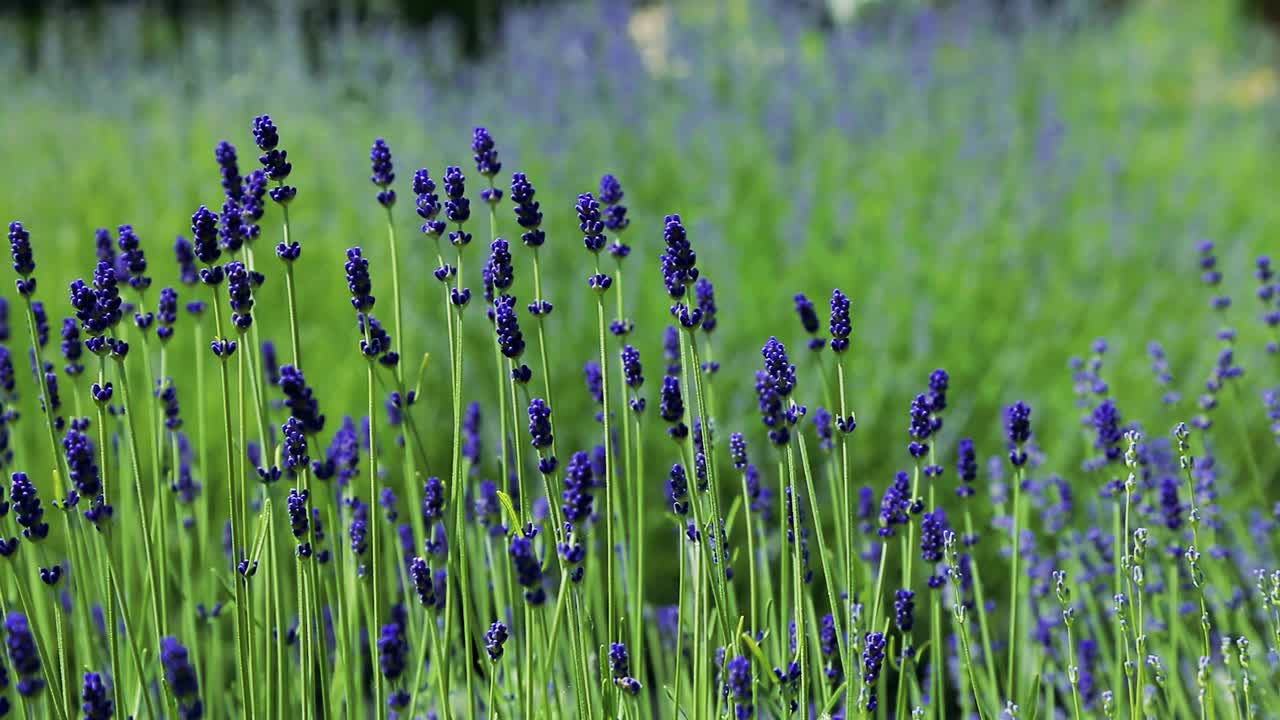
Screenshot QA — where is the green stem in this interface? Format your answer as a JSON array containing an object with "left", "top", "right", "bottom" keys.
[{"left": 1006, "top": 462, "right": 1024, "bottom": 701}]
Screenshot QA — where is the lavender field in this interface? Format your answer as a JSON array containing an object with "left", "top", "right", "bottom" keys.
[{"left": 1, "top": 0, "right": 1279, "bottom": 718}]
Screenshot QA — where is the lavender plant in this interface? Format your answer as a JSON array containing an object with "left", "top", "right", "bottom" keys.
[{"left": 0, "top": 91, "right": 1278, "bottom": 720}]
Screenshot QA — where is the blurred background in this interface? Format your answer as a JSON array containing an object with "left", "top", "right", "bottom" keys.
[{"left": 1, "top": 0, "right": 1278, "bottom": 501}]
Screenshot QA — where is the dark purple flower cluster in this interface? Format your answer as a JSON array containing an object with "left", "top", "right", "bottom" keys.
[
  {"left": 252, "top": 115, "right": 295, "bottom": 204},
  {"left": 562, "top": 450, "right": 595, "bottom": 524},
  {"left": 695, "top": 278, "right": 717, "bottom": 335},
  {"left": 907, "top": 393, "right": 933, "bottom": 458},
  {"left": 599, "top": 174, "right": 630, "bottom": 240},
  {"left": 443, "top": 166, "right": 471, "bottom": 232},
  {"left": 63, "top": 423, "right": 101, "bottom": 500},
  {"left": 659, "top": 375, "right": 688, "bottom": 439},
  {"left": 160, "top": 636, "right": 203, "bottom": 719},
  {"left": 11, "top": 472, "right": 47, "bottom": 541},
  {"left": 287, "top": 487, "right": 311, "bottom": 557},
  {"left": 829, "top": 289, "right": 851, "bottom": 353},
  {"left": 527, "top": 398, "right": 554, "bottom": 452},
  {"left": 795, "top": 293, "right": 825, "bottom": 350},
  {"left": 921, "top": 508, "right": 947, "bottom": 577},
  {"left": 660, "top": 214, "right": 698, "bottom": 299},
  {"left": 726, "top": 655, "right": 753, "bottom": 720},
  {"left": 414, "top": 169, "right": 445, "bottom": 238},
  {"left": 509, "top": 534, "right": 545, "bottom": 605},
  {"left": 279, "top": 365, "right": 324, "bottom": 435},
  {"left": 666, "top": 463, "right": 689, "bottom": 515},
  {"left": 369, "top": 138, "right": 396, "bottom": 208},
  {"left": 729, "top": 432, "right": 748, "bottom": 471},
  {"left": 70, "top": 262, "right": 123, "bottom": 337},
  {"left": 1197, "top": 240, "right": 1228, "bottom": 310},
  {"left": 344, "top": 247, "right": 375, "bottom": 312},
  {"left": 510, "top": 172, "right": 545, "bottom": 248},
  {"left": 409, "top": 557, "right": 437, "bottom": 609},
  {"left": 1090, "top": 399, "right": 1124, "bottom": 467},
  {"left": 861, "top": 631, "right": 886, "bottom": 711},
  {"left": 1005, "top": 401, "right": 1033, "bottom": 467},
  {"left": 878, "top": 470, "right": 915, "bottom": 537},
  {"left": 577, "top": 193, "right": 606, "bottom": 253},
  {"left": 225, "top": 261, "right": 254, "bottom": 330},
  {"left": 174, "top": 236, "right": 199, "bottom": 286},
  {"left": 494, "top": 294, "right": 525, "bottom": 360},
  {"left": 190, "top": 206, "right": 224, "bottom": 284},
  {"left": 956, "top": 438, "right": 977, "bottom": 497},
  {"left": 5, "top": 612, "right": 45, "bottom": 697},
  {"left": 8, "top": 221, "right": 36, "bottom": 296},
  {"left": 156, "top": 287, "right": 178, "bottom": 343},
  {"left": 472, "top": 127, "right": 502, "bottom": 179},
  {"left": 377, "top": 620, "right": 408, "bottom": 680},
  {"left": 116, "top": 224, "right": 150, "bottom": 290},
  {"left": 608, "top": 642, "right": 641, "bottom": 695},
  {"left": 484, "top": 621, "right": 509, "bottom": 662},
  {"left": 81, "top": 671, "right": 113, "bottom": 720}
]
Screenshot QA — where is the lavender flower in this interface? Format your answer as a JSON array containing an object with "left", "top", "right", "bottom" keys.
[
  {"left": 155, "top": 287, "right": 178, "bottom": 344},
  {"left": 956, "top": 438, "right": 977, "bottom": 498},
  {"left": 562, "top": 451, "right": 595, "bottom": 523},
  {"left": 115, "top": 224, "right": 150, "bottom": 290},
  {"left": 812, "top": 407, "right": 833, "bottom": 450},
  {"left": 666, "top": 463, "right": 689, "bottom": 515},
  {"left": 727, "top": 655, "right": 753, "bottom": 719},
  {"left": 369, "top": 138, "right": 396, "bottom": 208},
  {"left": 761, "top": 337, "right": 796, "bottom": 396},
  {"left": 253, "top": 115, "right": 295, "bottom": 203},
  {"left": 861, "top": 632, "right": 886, "bottom": 711},
  {"left": 1005, "top": 401, "right": 1033, "bottom": 467},
  {"left": 287, "top": 488, "right": 311, "bottom": 557},
  {"left": 1197, "top": 240, "right": 1229, "bottom": 310},
  {"left": 279, "top": 365, "right": 324, "bottom": 435},
  {"left": 414, "top": 169, "right": 445, "bottom": 238},
  {"left": 8, "top": 222, "right": 35, "bottom": 296},
  {"left": 69, "top": 262, "right": 123, "bottom": 337},
  {"left": 81, "top": 671, "right": 114, "bottom": 720},
  {"left": 462, "top": 402, "right": 482, "bottom": 472},
  {"left": 494, "top": 294, "right": 525, "bottom": 359},
  {"left": 509, "top": 534, "right": 546, "bottom": 605},
  {"left": 600, "top": 174, "right": 630, "bottom": 238},
  {"left": 510, "top": 172, "right": 544, "bottom": 247},
  {"left": 443, "top": 166, "right": 471, "bottom": 235},
  {"left": 660, "top": 214, "right": 698, "bottom": 299},
  {"left": 472, "top": 127, "right": 502, "bottom": 178},
  {"left": 225, "top": 261, "right": 254, "bottom": 330},
  {"left": 344, "top": 247, "right": 375, "bottom": 312},
  {"left": 659, "top": 375, "right": 688, "bottom": 439},
  {"left": 409, "top": 557, "right": 437, "bottom": 608},
  {"left": 527, "top": 398, "right": 554, "bottom": 452},
  {"left": 63, "top": 423, "right": 101, "bottom": 500},
  {"left": 190, "top": 206, "right": 223, "bottom": 283},
  {"left": 484, "top": 621, "right": 509, "bottom": 662},
  {"left": 795, "top": 293, "right": 825, "bottom": 350},
  {"left": 377, "top": 622, "right": 407, "bottom": 680},
  {"left": 694, "top": 277, "right": 717, "bottom": 334},
  {"left": 829, "top": 289, "right": 851, "bottom": 353},
  {"left": 175, "top": 236, "right": 199, "bottom": 286},
  {"left": 11, "top": 473, "right": 47, "bottom": 541},
  {"left": 4, "top": 613, "right": 44, "bottom": 697},
  {"left": 878, "top": 471, "right": 913, "bottom": 537},
  {"left": 577, "top": 193, "right": 606, "bottom": 253},
  {"left": 160, "top": 637, "right": 203, "bottom": 719},
  {"left": 59, "top": 318, "right": 83, "bottom": 376},
  {"left": 663, "top": 325, "right": 680, "bottom": 376}
]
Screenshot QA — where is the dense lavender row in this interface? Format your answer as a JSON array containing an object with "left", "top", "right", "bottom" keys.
[{"left": 1, "top": 115, "right": 1279, "bottom": 720}]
